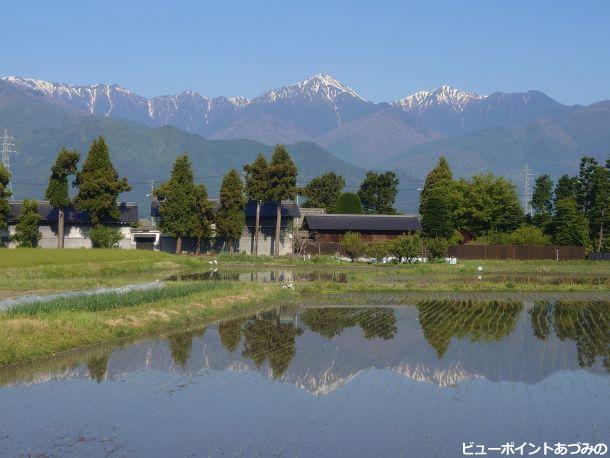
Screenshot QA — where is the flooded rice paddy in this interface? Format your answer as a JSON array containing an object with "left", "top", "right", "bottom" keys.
[{"left": 0, "top": 293, "right": 608, "bottom": 457}]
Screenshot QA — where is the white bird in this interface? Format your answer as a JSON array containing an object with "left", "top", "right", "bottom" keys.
[
  {"left": 477, "top": 275, "right": 482, "bottom": 280},
  {"left": 282, "top": 281, "right": 295, "bottom": 290},
  {"left": 478, "top": 266, "right": 483, "bottom": 271}
]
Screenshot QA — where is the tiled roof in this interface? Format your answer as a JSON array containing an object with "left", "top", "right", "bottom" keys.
[
  {"left": 8, "top": 201, "right": 138, "bottom": 224},
  {"left": 303, "top": 214, "right": 421, "bottom": 232},
  {"left": 151, "top": 199, "right": 300, "bottom": 218}
]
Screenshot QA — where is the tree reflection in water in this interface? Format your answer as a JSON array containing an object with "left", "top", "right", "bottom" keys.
[
  {"left": 87, "top": 353, "right": 110, "bottom": 383},
  {"left": 301, "top": 308, "right": 397, "bottom": 340},
  {"left": 416, "top": 300, "right": 522, "bottom": 358},
  {"left": 241, "top": 310, "right": 303, "bottom": 378},
  {"left": 218, "top": 317, "right": 247, "bottom": 353},
  {"left": 168, "top": 328, "right": 206, "bottom": 368},
  {"left": 529, "top": 301, "right": 609, "bottom": 370}
]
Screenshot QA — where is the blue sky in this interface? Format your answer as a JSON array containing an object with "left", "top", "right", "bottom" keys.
[{"left": 2, "top": 0, "right": 608, "bottom": 105}]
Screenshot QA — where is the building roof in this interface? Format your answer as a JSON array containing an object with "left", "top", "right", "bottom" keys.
[
  {"left": 8, "top": 201, "right": 138, "bottom": 225},
  {"left": 303, "top": 214, "right": 421, "bottom": 232},
  {"left": 151, "top": 199, "right": 300, "bottom": 218}
]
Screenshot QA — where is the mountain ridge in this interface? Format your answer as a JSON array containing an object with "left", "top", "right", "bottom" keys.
[{"left": 3, "top": 74, "right": 587, "bottom": 168}]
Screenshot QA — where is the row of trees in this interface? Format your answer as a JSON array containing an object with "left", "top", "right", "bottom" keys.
[
  {"left": 300, "top": 171, "right": 399, "bottom": 214},
  {"left": 418, "top": 155, "right": 610, "bottom": 250},
  {"left": 0, "top": 137, "right": 131, "bottom": 248},
  {"left": 530, "top": 157, "right": 610, "bottom": 250},
  {"left": 156, "top": 145, "right": 299, "bottom": 255}
]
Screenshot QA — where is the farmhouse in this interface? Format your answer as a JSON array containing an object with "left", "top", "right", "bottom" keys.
[
  {"left": 302, "top": 214, "right": 422, "bottom": 242},
  {"left": 151, "top": 199, "right": 300, "bottom": 255},
  {"left": 300, "top": 213, "right": 421, "bottom": 254},
  {"left": 1, "top": 201, "right": 139, "bottom": 249}
]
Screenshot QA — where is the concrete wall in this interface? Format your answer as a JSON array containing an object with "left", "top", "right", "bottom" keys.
[{"left": 1, "top": 225, "right": 135, "bottom": 249}]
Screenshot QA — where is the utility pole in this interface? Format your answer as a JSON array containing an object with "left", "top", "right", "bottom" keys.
[
  {"left": 1, "top": 129, "right": 16, "bottom": 194},
  {"left": 519, "top": 164, "right": 533, "bottom": 217},
  {"left": 145, "top": 179, "right": 156, "bottom": 225}
]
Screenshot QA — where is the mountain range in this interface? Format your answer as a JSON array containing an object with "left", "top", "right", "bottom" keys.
[{"left": 1, "top": 73, "right": 609, "bottom": 213}]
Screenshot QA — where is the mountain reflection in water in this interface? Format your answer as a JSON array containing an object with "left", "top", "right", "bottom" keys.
[
  {"left": 0, "top": 298, "right": 608, "bottom": 457},
  {"left": 2, "top": 299, "right": 607, "bottom": 389}
]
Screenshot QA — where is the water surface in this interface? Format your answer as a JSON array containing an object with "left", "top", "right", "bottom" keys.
[{"left": 0, "top": 295, "right": 608, "bottom": 457}]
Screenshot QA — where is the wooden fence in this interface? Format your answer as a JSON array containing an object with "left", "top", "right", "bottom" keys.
[
  {"left": 588, "top": 252, "right": 610, "bottom": 261},
  {"left": 447, "top": 245, "right": 586, "bottom": 260}
]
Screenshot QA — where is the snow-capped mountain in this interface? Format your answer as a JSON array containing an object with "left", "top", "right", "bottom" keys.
[
  {"left": 1, "top": 74, "right": 580, "bottom": 168},
  {"left": 394, "top": 85, "right": 485, "bottom": 114},
  {"left": 255, "top": 73, "right": 363, "bottom": 104}
]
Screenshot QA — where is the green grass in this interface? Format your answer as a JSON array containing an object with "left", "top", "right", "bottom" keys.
[
  {"left": 0, "top": 248, "right": 207, "bottom": 297},
  {"left": 0, "top": 281, "right": 289, "bottom": 367},
  {"left": 7, "top": 282, "right": 231, "bottom": 316}
]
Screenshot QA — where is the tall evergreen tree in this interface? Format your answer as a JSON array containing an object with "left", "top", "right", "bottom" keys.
[
  {"left": 74, "top": 137, "right": 131, "bottom": 226},
  {"left": 243, "top": 153, "right": 269, "bottom": 256},
  {"left": 531, "top": 174, "right": 553, "bottom": 230},
  {"left": 590, "top": 164, "right": 610, "bottom": 251},
  {"left": 301, "top": 172, "right": 345, "bottom": 211},
  {"left": 551, "top": 197, "right": 590, "bottom": 247},
  {"left": 155, "top": 154, "right": 198, "bottom": 254},
  {"left": 419, "top": 156, "right": 453, "bottom": 211},
  {"left": 421, "top": 187, "right": 453, "bottom": 238},
  {"left": 330, "top": 192, "right": 364, "bottom": 214},
  {"left": 0, "top": 164, "right": 11, "bottom": 233},
  {"left": 193, "top": 184, "right": 214, "bottom": 255},
  {"left": 268, "top": 145, "right": 297, "bottom": 256},
  {"left": 45, "top": 147, "right": 80, "bottom": 248},
  {"left": 358, "top": 171, "right": 398, "bottom": 214},
  {"left": 216, "top": 169, "right": 246, "bottom": 253},
  {"left": 13, "top": 199, "right": 42, "bottom": 247},
  {"left": 554, "top": 174, "right": 578, "bottom": 204},
  {"left": 575, "top": 156, "right": 599, "bottom": 218}
]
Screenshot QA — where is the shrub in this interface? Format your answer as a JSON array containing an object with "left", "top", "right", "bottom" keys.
[
  {"left": 389, "top": 234, "right": 423, "bottom": 261},
  {"left": 90, "top": 226, "right": 123, "bottom": 248},
  {"left": 478, "top": 226, "right": 551, "bottom": 246},
  {"left": 341, "top": 232, "right": 365, "bottom": 261},
  {"left": 13, "top": 199, "right": 42, "bottom": 247},
  {"left": 365, "top": 241, "right": 390, "bottom": 262},
  {"left": 425, "top": 237, "right": 449, "bottom": 261}
]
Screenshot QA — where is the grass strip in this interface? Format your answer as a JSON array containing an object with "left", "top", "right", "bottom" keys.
[{"left": 6, "top": 282, "right": 230, "bottom": 317}]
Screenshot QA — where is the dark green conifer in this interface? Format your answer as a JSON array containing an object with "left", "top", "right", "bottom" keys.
[
  {"left": 267, "top": 145, "right": 297, "bottom": 256},
  {"left": 74, "top": 137, "right": 131, "bottom": 226},
  {"left": 216, "top": 169, "right": 246, "bottom": 253},
  {"left": 243, "top": 153, "right": 269, "bottom": 256},
  {"left": 13, "top": 199, "right": 42, "bottom": 247},
  {"left": 45, "top": 147, "right": 80, "bottom": 248},
  {"left": 155, "top": 153, "right": 198, "bottom": 254},
  {"left": 330, "top": 192, "right": 364, "bottom": 214}
]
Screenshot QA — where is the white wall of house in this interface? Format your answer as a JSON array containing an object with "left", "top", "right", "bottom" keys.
[{"left": 2, "top": 225, "right": 135, "bottom": 249}]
